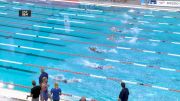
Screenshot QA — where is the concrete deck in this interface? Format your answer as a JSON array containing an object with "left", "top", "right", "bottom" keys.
[{"left": 0, "top": 88, "right": 70, "bottom": 101}]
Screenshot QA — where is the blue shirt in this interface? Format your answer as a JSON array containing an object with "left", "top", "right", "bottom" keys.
[
  {"left": 39, "top": 72, "right": 48, "bottom": 84},
  {"left": 51, "top": 88, "right": 61, "bottom": 100}
]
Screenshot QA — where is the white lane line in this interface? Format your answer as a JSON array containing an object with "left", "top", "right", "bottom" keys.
[
  {"left": 54, "top": 27, "right": 74, "bottom": 31},
  {"left": 16, "top": 32, "right": 60, "bottom": 41},
  {"left": 124, "top": 36, "right": 133, "bottom": 39},
  {"left": 138, "top": 21, "right": 150, "bottom": 23},
  {"left": 20, "top": 46, "right": 44, "bottom": 51},
  {"left": 149, "top": 39, "right": 161, "bottom": 42},
  {"left": 69, "top": 7, "right": 103, "bottom": 12},
  {"left": 47, "top": 18, "right": 64, "bottom": 22},
  {"left": 69, "top": 7, "right": 84, "bottom": 11},
  {"left": 59, "top": 13, "right": 76, "bottom": 16},
  {"left": 69, "top": 20, "right": 85, "bottom": 24},
  {"left": 0, "top": 59, "right": 23, "bottom": 65},
  {"left": 158, "top": 23, "right": 169, "bottom": 25},
  {"left": 12, "top": 7, "right": 21, "bottom": 10},
  {"left": 0, "top": 12, "right": 7, "bottom": 15},
  {"left": 104, "top": 59, "right": 119, "bottom": 63},
  {"left": 163, "top": 16, "right": 173, "bottom": 18},
  {"left": 152, "top": 86, "right": 169, "bottom": 91},
  {"left": 167, "top": 53, "right": 180, "bottom": 57},
  {"left": 0, "top": 43, "right": 18, "bottom": 47},
  {"left": 33, "top": 25, "right": 52, "bottom": 29},
  {"left": 15, "top": 33, "right": 36, "bottom": 37},
  {"left": 78, "top": 14, "right": 95, "bottom": 18},
  {"left": 171, "top": 42, "right": 180, "bottom": 45},
  {"left": 25, "top": 3, "right": 34, "bottom": 5},
  {"left": 117, "top": 46, "right": 131, "bottom": 50},
  {"left": 130, "top": 28, "right": 143, "bottom": 31},
  {"left": 142, "top": 50, "right": 156, "bottom": 54},
  {"left": 47, "top": 18, "right": 85, "bottom": 24},
  {"left": 144, "top": 15, "right": 154, "bottom": 17},
  {"left": 90, "top": 74, "right": 107, "bottom": 79},
  {"left": 122, "top": 80, "right": 138, "bottom": 85},
  {"left": 160, "top": 67, "right": 176, "bottom": 72},
  {"left": 133, "top": 63, "right": 147, "bottom": 67},
  {"left": 153, "top": 30, "right": 163, "bottom": 33},
  {"left": 87, "top": 9, "right": 103, "bottom": 13},
  {"left": 0, "top": 6, "right": 5, "bottom": 8},
  {"left": 12, "top": 1, "right": 19, "bottom": 4},
  {"left": 172, "top": 32, "right": 180, "bottom": 35},
  {"left": 38, "top": 36, "right": 60, "bottom": 40}
]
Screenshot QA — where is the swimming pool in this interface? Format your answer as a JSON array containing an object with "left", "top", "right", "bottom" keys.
[{"left": 0, "top": 0, "right": 180, "bottom": 100}]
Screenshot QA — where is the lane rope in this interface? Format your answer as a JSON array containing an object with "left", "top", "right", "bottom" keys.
[
  {"left": 0, "top": 59, "right": 179, "bottom": 93},
  {"left": 0, "top": 41, "right": 179, "bottom": 73}
]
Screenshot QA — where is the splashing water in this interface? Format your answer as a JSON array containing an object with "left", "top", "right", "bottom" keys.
[
  {"left": 129, "top": 37, "right": 138, "bottom": 44},
  {"left": 82, "top": 60, "right": 100, "bottom": 68},
  {"left": 64, "top": 15, "right": 70, "bottom": 33},
  {"left": 108, "top": 49, "right": 118, "bottom": 54},
  {"left": 128, "top": 9, "right": 135, "bottom": 13},
  {"left": 130, "top": 27, "right": 142, "bottom": 34},
  {"left": 123, "top": 13, "right": 132, "bottom": 19}
]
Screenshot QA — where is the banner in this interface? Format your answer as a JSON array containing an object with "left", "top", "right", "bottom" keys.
[
  {"left": 157, "top": 0, "right": 180, "bottom": 7},
  {"left": 140, "top": 0, "right": 157, "bottom": 5}
]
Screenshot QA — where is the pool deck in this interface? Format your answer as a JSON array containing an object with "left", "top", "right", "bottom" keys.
[
  {"left": 50, "top": 0, "right": 180, "bottom": 12},
  {"left": 0, "top": 88, "right": 69, "bottom": 101}
]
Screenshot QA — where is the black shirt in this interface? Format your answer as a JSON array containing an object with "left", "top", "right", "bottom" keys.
[
  {"left": 31, "top": 86, "right": 41, "bottom": 98},
  {"left": 119, "top": 88, "right": 129, "bottom": 101}
]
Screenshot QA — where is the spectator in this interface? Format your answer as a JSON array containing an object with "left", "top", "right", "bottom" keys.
[
  {"left": 27, "top": 80, "right": 41, "bottom": 101},
  {"left": 118, "top": 82, "right": 129, "bottom": 101},
  {"left": 79, "top": 97, "right": 86, "bottom": 101},
  {"left": 39, "top": 67, "right": 48, "bottom": 84},
  {"left": 51, "top": 82, "right": 62, "bottom": 101},
  {"left": 41, "top": 77, "right": 48, "bottom": 101}
]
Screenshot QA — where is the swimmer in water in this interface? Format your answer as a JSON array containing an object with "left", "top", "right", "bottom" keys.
[
  {"left": 107, "top": 34, "right": 115, "bottom": 41},
  {"left": 89, "top": 47, "right": 103, "bottom": 53},
  {"left": 83, "top": 60, "right": 113, "bottom": 70},
  {"left": 50, "top": 75, "right": 81, "bottom": 84},
  {"left": 96, "top": 65, "right": 113, "bottom": 70},
  {"left": 111, "top": 27, "right": 122, "bottom": 32}
]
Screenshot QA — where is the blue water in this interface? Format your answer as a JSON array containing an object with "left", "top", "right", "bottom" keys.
[{"left": 0, "top": 0, "right": 180, "bottom": 101}]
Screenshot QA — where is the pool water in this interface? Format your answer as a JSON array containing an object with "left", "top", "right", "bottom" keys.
[{"left": 0, "top": 0, "right": 180, "bottom": 101}]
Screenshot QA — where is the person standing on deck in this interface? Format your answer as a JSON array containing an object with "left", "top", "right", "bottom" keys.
[
  {"left": 27, "top": 80, "right": 41, "bottom": 101},
  {"left": 51, "top": 82, "right": 62, "bottom": 101},
  {"left": 39, "top": 68, "right": 48, "bottom": 84},
  {"left": 118, "top": 82, "right": 129, "bottom": 101},
  {"left": 41, "top": 77, "right": 48, "bottom": 101}
]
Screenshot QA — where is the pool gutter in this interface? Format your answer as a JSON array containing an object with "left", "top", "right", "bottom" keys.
[{"left": 50, "top": 0, "right": 180, "bottom": 12}]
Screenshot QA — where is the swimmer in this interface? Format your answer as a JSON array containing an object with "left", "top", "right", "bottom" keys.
[
  {"left": 89, "top": 47, "right": 103, "bottom": 53},
  {"left": 96, "top": 65, "right": 113, "bottom": 70},
  {"left": 50, "top": 75, "right": 81, "bottom": 84},
  {"left": 83, "top": 60, "right": 113, "bottom": 70},
  {"left": 107, "top": 34, "right": 115, "bottom": 41},
  {"left": 111, "top": 27, "right": 122, "bottom": 32}
]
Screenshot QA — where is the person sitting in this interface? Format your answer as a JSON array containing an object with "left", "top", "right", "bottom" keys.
[
  {"left": 39, "top": 68, "right": 48, "bottom": 84},
  {"left": 79, "top": 96, "right": 86, "bottom": 101},
  {"left": 51, "top": 82, "right": 62, "bottom": 101},
  {"left": 27, "top": 80, "right": 41, "bottom": 101},
  {"left": 118, "top": 82, "right": 129, "bottom": 101}
]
